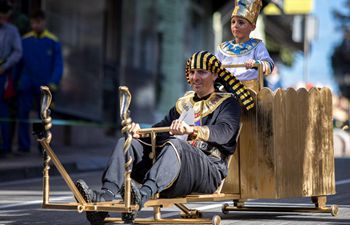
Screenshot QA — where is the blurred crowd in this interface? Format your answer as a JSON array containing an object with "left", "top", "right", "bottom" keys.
[{"left": 0, "top": 0, "right": 63, "bottom": 158}]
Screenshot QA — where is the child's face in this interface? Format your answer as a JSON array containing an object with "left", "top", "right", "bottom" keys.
[{"left": 230, "top": 16, "right": 255, "bottom": 43}]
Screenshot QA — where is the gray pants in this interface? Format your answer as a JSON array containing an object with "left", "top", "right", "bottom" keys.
[{"left": 102, "top": 137, "right": 223, "bottom": 197}]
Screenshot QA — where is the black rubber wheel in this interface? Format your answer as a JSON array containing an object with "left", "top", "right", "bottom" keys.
[
  {"left": 121, "top": 212, "right": 136, "bottom": 223},
  {"left": 221, "top": 203, "right": 229, "bottom": 214}
]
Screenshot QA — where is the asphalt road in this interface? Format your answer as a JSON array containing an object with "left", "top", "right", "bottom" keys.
[{"left": 0, "top": 159, "right": 350, "bottom": 225}]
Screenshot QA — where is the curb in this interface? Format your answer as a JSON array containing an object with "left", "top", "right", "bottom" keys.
[{"left": 0, "top": 162, "right": 77, "bottom": 182}]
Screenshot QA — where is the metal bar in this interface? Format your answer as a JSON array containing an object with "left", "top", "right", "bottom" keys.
[
  {"left": 222, "top": 63, "right": 263, "bottom": 91},
  {"left": 151, "top": 132, "right": 157, "bottom": 162},
  {"left": 152, "top": 193, "right": 162, "bottom": 221},
  {"left": 174, "top": 203, "right": 202, "bottom": 219},
  {"left": 257, "top": 64, "right": 263, "bottom": 91},
  {"left": 153, "top": 205, "right": 161, "bottom": 220},
  {"left": 186, "top": 193, "right": 241, "bottom": 201},
  {"left": 42, "top": 203, "right": 80, "bottom": 211},
  {"left": 124, "top": 159, "right": 132, "bottom": 210},
  {"left": 175, "top": 203, "right": 191, "bottom": 214},
  {"left": 39, "top": 140, "right": 87, "bottom": 204},
  {"left": 138, "top": 127, "right": 170, "bottom": 134},
  {"left": 40, "top": 86, "right": 53, "bottom": 206},
  {"left": 43, "top": 203, "right": 138, "bottom": 212},
  {"left": 223, "top": 205, "right": 336, "bottom": 214},
  {"left": 42, "top": 152, "right": 50, "bottom": 205},
  {"left": 222, "top": 64, "right": 246, "bottom": 68},
  {"left": 104, "top": 217, "right": 212, "bottom": 224},
  {"left": 119, "top": 86, "right": 133, "bottom": 211},
  {"left": 144, "top": 197, "right": 187, "bottom": 207}
]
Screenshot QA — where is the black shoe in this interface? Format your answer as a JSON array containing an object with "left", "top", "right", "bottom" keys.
[
  {"left": 120, "top": 180, "right": 143, "bottom": 210},
  {"left": 120, "top": 180, "right": 146, "bottom": 223},
  {"left": 76, "top": 179, "right": 109, "bottom": 225}
]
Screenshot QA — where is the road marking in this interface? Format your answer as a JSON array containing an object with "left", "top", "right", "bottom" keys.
[{"left": 336, "top": 178, "right": 350, "bottom": 186}]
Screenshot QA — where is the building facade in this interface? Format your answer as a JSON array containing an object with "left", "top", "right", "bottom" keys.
[{"left": 40, "top": 0, "right": 216, "bottom": 126}]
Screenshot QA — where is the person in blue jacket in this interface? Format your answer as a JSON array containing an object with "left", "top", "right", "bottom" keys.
[{"left": 17, "top": 10, "right": 63, "bottom": 154}]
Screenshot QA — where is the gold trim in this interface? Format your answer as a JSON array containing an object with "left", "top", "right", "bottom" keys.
[
  {"left": 218, "top": 39, "right": 261, "bottom": 57},
  {"left": 175, "top": 91, "right": 195, "bottom": 114},
  {"left": 176, "top": 92, "right": 231, "bottom": 122},
  {"left": 196, "top": 126, "right": 210, "bottom": 141}
]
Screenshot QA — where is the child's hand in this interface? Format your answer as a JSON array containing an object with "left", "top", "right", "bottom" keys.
[{"left": 245, "top": 59, "right": 256, "bottom": 69}]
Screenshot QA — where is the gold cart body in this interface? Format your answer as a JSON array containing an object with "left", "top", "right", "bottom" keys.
[
  {"left": 218, "top": 64, "right": 336, "bottom": 214},
  {"left": 222, "top": 87, "right": 336, "bottom": 207}
]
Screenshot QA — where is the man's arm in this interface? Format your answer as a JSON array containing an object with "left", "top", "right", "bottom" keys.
[
  {"left": 192, "top": 97, "right": 241, "bottom": 145},
  {"left": 1, "top": 27, "right": 22, "bottom": 71}
]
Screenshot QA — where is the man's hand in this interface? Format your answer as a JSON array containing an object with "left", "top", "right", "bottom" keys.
[
  {"left": 130, "top": 122, "right": 142, "bottom": 138},
  {"left": 169, "top": 120, "right": 194, "bottom": 135}
]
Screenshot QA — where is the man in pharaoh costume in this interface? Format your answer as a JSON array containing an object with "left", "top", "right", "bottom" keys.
[{"left": 76, "top": 51, "right": 254, "bottom": 225}]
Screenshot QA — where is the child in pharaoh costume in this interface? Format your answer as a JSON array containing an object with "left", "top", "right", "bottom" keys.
[{"left": 216, "top": 0, "right": 274, "bottom": 91}]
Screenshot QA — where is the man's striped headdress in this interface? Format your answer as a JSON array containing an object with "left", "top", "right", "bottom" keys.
[{"left": 185, "top": 51, "right": 254, "bottom": 110}]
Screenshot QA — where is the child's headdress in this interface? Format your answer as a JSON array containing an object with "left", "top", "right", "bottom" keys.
[
  {"left": 231, "top": 0, "right": 262, "bottom": 25},
  {"left": 185, "top": 51, "right": 255, "bottom": 110}
]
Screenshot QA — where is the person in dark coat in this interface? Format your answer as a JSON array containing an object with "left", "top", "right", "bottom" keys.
[{"left": 76, "top": 51, "right": 254, "bottom": 225}]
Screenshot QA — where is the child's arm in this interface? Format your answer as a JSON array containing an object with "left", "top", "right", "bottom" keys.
[{"left": 250, "top": 43, "right": 274, "bottom": 75}]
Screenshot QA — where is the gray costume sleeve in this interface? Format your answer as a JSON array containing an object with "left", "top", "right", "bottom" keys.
[{"left": 2, "top": 26, "right": 22, "bottom": 70}]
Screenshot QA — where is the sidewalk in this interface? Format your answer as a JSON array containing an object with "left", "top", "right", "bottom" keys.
[{"left": 0, "top": 139, "right": 116, "bottom": 183}]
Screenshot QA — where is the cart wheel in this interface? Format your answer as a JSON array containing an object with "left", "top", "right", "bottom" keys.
[
  {"left": 233, "top": 200, "right": 244, "bottom": 208},
  {"left": 121, "top": 212, "right": 136, "bottom": 223},
  {"left": 331, "top": 205, "right": 339, "bottom": 217},
  {"left": 180, "top": 210, "right": 202, "bottom": 218},
  {"left": 211, "top": 215, "right": 221, "bottom": 225},
  {"left": 221, "top": 203, "right": 229, "bottom": 214},
  {"left": 194, "top": 210, "right": 202, "bottom": 218}
]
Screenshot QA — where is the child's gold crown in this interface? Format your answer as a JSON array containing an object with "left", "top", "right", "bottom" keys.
[{"left": 231, "top": 0, "right": 262, "bottom": 25}]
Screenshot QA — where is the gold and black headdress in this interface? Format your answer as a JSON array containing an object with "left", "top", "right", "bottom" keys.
[{"left": 185, "top": 51, "right": 254, "bottom": 110}]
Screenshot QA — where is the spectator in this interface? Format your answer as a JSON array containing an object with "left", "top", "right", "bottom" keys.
[
  {"left": 0, "top": 1, "right": 22, "bottom": 158},
  {"left": 16, "top": 10, "right": 63, "bottom": 154}
]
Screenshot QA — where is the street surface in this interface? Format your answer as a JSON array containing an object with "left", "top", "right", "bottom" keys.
[{"left": 0, "top": 159, "right": 350, "bottom": 225}]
